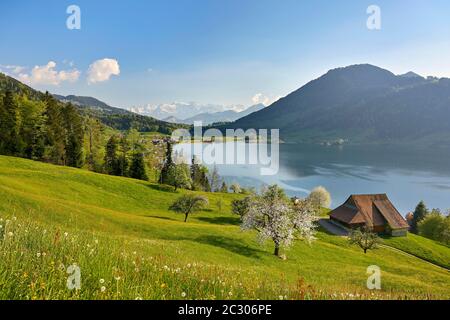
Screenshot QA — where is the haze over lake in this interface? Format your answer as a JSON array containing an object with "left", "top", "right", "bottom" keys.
[{"left": 175, "top": 142, "right": 450, "bottom": 214}]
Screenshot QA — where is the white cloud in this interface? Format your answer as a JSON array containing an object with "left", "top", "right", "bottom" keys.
[
  {"left": 252, "top": 93, "right": 271, "bottom": 106},
  {"left": 0, "top": 64, "right": 27, "bottom": 75},
  {"left": 15, "top": 61, "right": 80, "bottom": 86},
  {"left": 251, "top": 93, "right": 282, "bottom": 106},
  {"left": 87, "top": 58, "right": 120, "bottom": 84}
]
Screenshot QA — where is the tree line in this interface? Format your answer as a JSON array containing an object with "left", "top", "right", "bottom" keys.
[
  {"left": 0, "top": 91, "right": 84, "bottom": 167},
  {"left": 410, "top": 201, "right": 449, "bottom": 245}
]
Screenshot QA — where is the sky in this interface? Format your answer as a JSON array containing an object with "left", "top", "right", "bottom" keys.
[{"left": 1, "top": 0, "right": 450, "bottom": 109}]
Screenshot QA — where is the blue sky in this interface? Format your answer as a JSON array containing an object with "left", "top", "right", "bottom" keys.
[{"left": 1, "top": 0, "right": 450, "bottom": 109}]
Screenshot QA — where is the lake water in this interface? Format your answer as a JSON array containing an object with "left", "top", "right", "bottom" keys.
[{"left": 174, "top": 142, "right": 450, "bottom": 214}]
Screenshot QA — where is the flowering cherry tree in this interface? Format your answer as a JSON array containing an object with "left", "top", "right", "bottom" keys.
[{"left": 241, "top": 185, "right": 317, "bottom": 257}]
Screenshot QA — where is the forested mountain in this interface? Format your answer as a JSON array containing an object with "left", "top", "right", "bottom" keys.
[
  {"left": 52, "top": 94, "right": 186, "bottom": 133},
  {"left": 225, "top": 64, "right": 450, "bottom": 145},
  {"left": 0, "top": 73, "right": 183, "bottom": 134}
]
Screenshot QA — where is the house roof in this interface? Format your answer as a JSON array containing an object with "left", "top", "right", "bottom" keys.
[{"left": 330, "top": 194, "right": 409, "bottom": 230}]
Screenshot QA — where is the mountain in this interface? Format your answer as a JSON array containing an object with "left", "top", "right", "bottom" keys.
[
  {"left": 399, "top": 71, "right": 423, "bottom": 79},
  {"left": 163, "top": 116, "right": 183, "bottom": 123},
  {"left": 53, "top": 94, "right": 129, "bottom": 115},
  {"left": 225, "top": 64, "right": 450, "bottom": 145},
  {"left": 182, "top": 104, "right": 265, "bottom": 125},
  {"left": 52, "top": 94, "right": 187, "bottom": 133},
  {"left": 0, "top": 72, "right": 184, "bottom": 134},
  {"left": 129, "top": 102, "right": 244, "bottom": 121}
]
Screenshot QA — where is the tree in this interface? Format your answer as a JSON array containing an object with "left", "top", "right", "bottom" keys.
[
  {"left": 220, "top": 181, "right": 228, "bottom": 193},
  {"left": 129, "top": 152, "right": 148, "bottom": 181},
  {"left": 190, "top": 156, "right": 210, "bottom": 191},
  {"left": 418, "top": 209, "right": 450, "bottom": 245},
  {"left": 160, "top": 141, "right": 174, "bottom": 184},
  {"left": 411, "top": 201, "right": 428, "bottom": 234},
  {"left": 43, "top": 93, "right": 66, "bottom": 165},
  {"left": 231, "top": 196, "right": 252, "bottom": 217},
  {"left": 0, "top": 91, "right": 19, "bottom": 155},
  {"left": 167, "top": 163, "right": 192, "bottom": 191},
  {"left": 169, "top": 194, "right": 208, "bottom": 222},
  {"left": 308, "top": 186, "right": 331, "bottom": 209},
  {"left": 348, "top": 226, "right": 380, "bottom": 254},
  {"left": 104, "top": 135, "right": 119, "bottom": 175},
  {"left": 117, "top": 134, "right": 130, "bottom": 176},
  {"left": 241, "top": 185, "right": 317, "bottom": 257},
  {"left": 230, "top": 183, "right": 241, "bottom": 194},
  {"left": 85, "top": 117, "right": 104, "bottom": 172},
  {"left": 208, "top": 165, "right": 221, "bottom": 192},
  {"left": 63, "top": 103, "right": 85, "bottom": 168}
]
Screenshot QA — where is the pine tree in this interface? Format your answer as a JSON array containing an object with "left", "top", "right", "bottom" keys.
[
  {"left": 0, "top": 91, "right": 19, "bottom": 155},
  {"left": 160, "top": 141, "right": 174, "bottom": 184},
  {"left": 85, "top": 118, "right": 104, "bottom": 172},
  {"left": 16, "top": 96, "right": 45, "bottom": 159},
  {"left": 220, "top": 181, "right": 228, "bottom": 193},
  {"left": 129, "top": 152, "right": 148, "bottom": 181},
  {"left": 43, "top": 92, "right": 66, "bottom": 165},
  {"left": 117, "top": 135, "right": 130, "bottom": 176},
  {"left": 104, "top": 135, "right": 119, "bottom": 175},
  {"left": 411, "top": 201, "right": 428, "bottom": 234},
  {"left": 63, "top": 103, "right": 85, "bottom": 168}
]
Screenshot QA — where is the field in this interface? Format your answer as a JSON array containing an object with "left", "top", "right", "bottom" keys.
[{"left": 0, "top": 155, "right": 449, "bottom": 300}]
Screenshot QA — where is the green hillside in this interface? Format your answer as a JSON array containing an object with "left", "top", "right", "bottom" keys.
[{"left": 0, "top": 156, "right": 449, "bottom": 299}]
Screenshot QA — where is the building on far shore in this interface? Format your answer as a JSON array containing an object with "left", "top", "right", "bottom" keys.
[{"left": 329, "top": 194, "right": 410, "bottom": 237}]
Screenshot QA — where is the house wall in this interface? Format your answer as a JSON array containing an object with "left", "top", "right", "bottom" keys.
[{"left": 391, "top": 228, "right": 408, "bottom": 237}]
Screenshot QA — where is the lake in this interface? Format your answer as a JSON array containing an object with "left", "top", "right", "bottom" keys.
[{"left": 174, "top": 142, "right": 450, "bottom": 214}]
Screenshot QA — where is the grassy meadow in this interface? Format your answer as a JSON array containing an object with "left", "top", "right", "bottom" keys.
[{"left": 0, "top": 155, "right": 449, "bottom": 300}]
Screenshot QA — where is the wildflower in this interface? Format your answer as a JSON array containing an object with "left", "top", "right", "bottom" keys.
[
  {"left": 279, "top": 295, "right": 284, "bottom": 300},
  {"left": 181, "top": 292, "right": 186, "bottom": 298},
  {"left": 228, "top": 292, "right": 233, "bottom": 297},
  {"left": 36, "top": 252, "right": 41, "bottom": 258},
  {"left": 64, "top": 232, "right": 68, "bottom": 237},
  {"left": 135, "top": 296, "right": 143, "bottom": 300},
  {"left": 160, "top": 283, "right": 166, "bottom": 288},
  {"left": 7, "top": 232, "right": 13, "bottom": 237},
  {"left": 187, "top": 263, "right": 191, "bottom": 268},
  {"left": 101, "top": 286, "right": 106, "bottom": 292},
  {"left": 99, "top": 279, "right": 105, "bottom": 284},
  {"left": 94, "top": 239, "right": 98, "bottom": 244},
  {"left": 12, "top": 216, "right": 17, "bottom": 221}
]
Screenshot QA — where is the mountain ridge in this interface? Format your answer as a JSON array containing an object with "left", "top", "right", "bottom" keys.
[{"left": 224, "top": 64, "right": 450, "bottom": 145}]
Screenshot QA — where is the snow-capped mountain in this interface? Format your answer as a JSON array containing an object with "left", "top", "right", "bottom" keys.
[{"left": 128, "top": 102, "right": 246, "bottom": 121}]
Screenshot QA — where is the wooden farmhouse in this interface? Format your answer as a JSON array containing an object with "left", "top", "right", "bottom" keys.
[{"left": 329, "top": 194, "right": 409, "bottom": 237}]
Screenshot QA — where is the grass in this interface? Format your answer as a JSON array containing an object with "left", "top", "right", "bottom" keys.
[
  {"left": 382, "top": 233, "right": 450, "bottom": 269},
  {"left": 0, "top": 155, "right": 449, "bottom": 300}
]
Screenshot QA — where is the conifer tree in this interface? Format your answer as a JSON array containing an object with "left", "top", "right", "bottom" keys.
[
  {"left": 0, "top": 91, "right": 19, "bottom": 155},
  {"left": 63, "top": 103, "right": 85, "bottom": 168},
  {"left": 129, "top": 152, "right": 148, "bottom": 181},
  {"left": 104, "top": 135, "right": 119, "bottom": 175}
]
